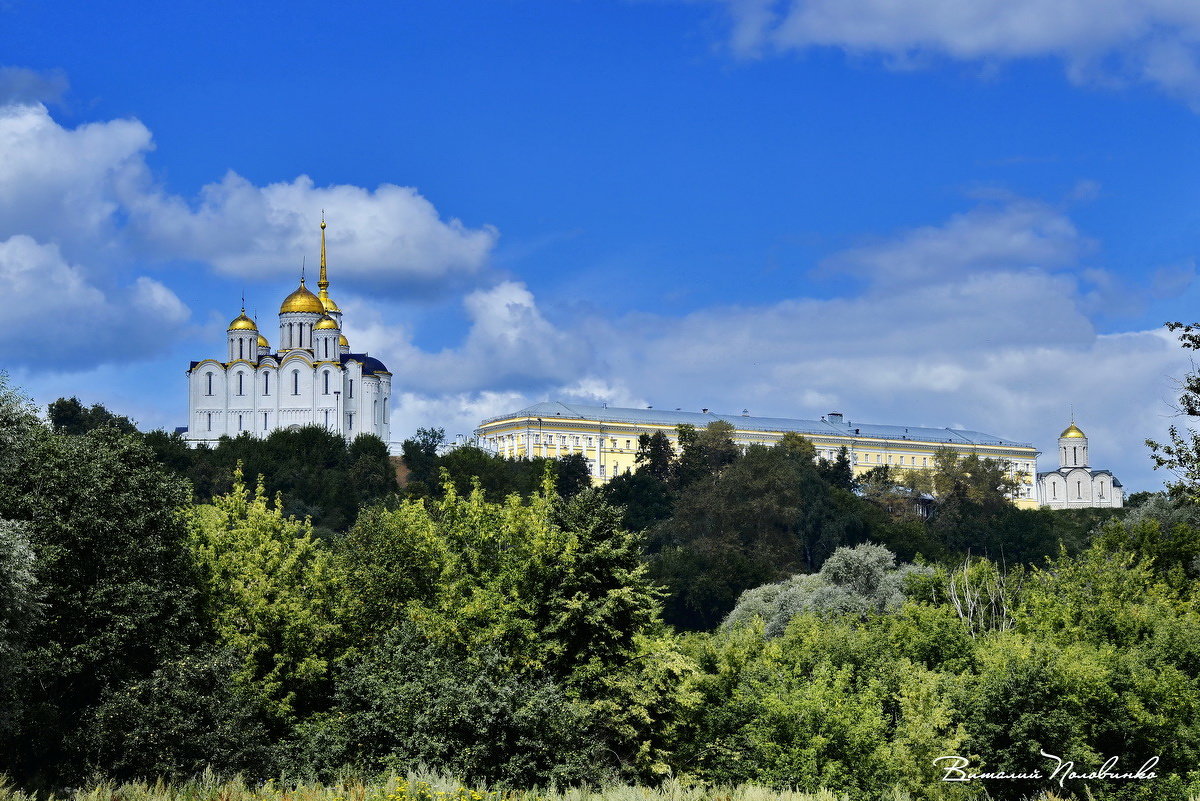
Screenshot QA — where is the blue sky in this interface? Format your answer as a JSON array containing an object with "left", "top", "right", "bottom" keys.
[{"left": 4, "top": 0, "right": 1200, "bottom": 491}]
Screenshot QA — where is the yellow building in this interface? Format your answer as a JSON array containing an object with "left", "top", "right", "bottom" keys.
[{"left": 475, "top": 402, "right": 1040, "bottom": 508}]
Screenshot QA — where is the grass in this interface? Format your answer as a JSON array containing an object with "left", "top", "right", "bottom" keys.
[{"left": 0, "top": 770, "right": 1190, "bottom": 801}]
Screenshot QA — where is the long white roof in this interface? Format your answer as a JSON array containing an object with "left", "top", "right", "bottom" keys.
[{"left": 479, "top": 401, "right": 1034, "bottom": 448}]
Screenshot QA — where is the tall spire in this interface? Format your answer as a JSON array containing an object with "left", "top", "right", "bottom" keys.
[
  {"left": 318, "top": 211, "right": 328, "bottom": 292},
  {"left": 316, "top": 212, "right": 341, "bottom": 315}
]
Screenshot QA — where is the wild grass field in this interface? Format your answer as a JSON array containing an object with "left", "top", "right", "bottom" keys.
[{"left": 1, "top": 772, "right": 1181, "bottom": 801}]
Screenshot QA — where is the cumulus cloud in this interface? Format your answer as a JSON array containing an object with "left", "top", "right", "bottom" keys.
[
  {"left": 382, "top": 195, "right": 1189, "bottom": 492},
  {"left": 824, "top": 198, "right": 1088, "bottom": 287},
  {"left": 0, "top": 102, "right": 497, "bottom": 288},
  {"left": 0, "top": 102, "right": 153, "bottom": 256},
  {"left": 128, "top": 173, "right": 497, "bottom": 288},
  {"left": 711, "top": 0, "right": 1200, "bottom": 103},
  {"left": 0, "top": 235, "right": 189, "bottom": 368},
  {"left": 343, "top": 281, "right": 594, "bottom": 395}
]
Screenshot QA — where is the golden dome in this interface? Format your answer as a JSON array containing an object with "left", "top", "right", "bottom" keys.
[
  {"left": 339, "top": 334, "right": 349, "bottom": 347},
  {"left": 257, "top": 333, "right": 269, "bottom": 348},
  {"left": 280, "top": 279, "right": 324, "bottom": 314},
  {"left": 314, "top": 315, "right": 338, "bottom": 330},
  {"left": 1060, "top": 423, "right": 1086, "bottom": 438},
  {"left": 318, "top": 289, "right": 341, "bottom": 313},
  {"left": 228, "top": 310, "right": 257, "bottom": 331}
]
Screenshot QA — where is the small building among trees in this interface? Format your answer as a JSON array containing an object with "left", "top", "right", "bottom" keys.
[{"left": 1037, "top": 421, "right": 1124, "bottom": 509}]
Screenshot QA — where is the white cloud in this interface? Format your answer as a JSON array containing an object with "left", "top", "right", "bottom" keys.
[
  {"left": 825, "top": 198, "right": 1088, "bottom": 287},
  {"left": 391, "top": 389, "right": 534, "bottom": 447},
  {"left": 128, "top": 173, "right": 497, "bottom": 287},
  {"left": 382, "top": 195, "right": 1189, "bottom": 492},
  {"left": 0, "top": 102, "right": 498, "bottom": 288},
  {"left": 0, "top": 103, "right": 153, "bottom": 257},
  {"left": 0, "top": 92, "right": 1184, "bottom": 490},
  {"left": 344, "top": 281, "right": 593, "bottom": 395},
  {"left": 711, "top": 0, "right": 1200, "bottom": 103},
  {"left": 0, "top": 235, "right": 189, "bottom": 368}
]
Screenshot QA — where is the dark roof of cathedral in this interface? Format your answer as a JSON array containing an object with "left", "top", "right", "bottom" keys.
[{"left": 342, "top": 353, "right": 390, "bottom": 375}]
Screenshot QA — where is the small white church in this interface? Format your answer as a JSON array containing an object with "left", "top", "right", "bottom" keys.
[
  {"left": 1036, "top": 422, "right": 1123, "bottom": 509},
  {"left": 183, "top": 218, "right": 392, "bottom": 446}
]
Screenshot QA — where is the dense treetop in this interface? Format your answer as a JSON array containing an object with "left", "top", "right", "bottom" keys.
[{"left": 6, "top": 372, "right": 1200, "bottom": 799}]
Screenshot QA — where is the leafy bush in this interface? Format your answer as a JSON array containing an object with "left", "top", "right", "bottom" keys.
[
  {"left": 722, "top": 544, "right": 931, "bottom": 636},
  {"left": 291, "top": 627, "right": 597, "bottom": 786}
]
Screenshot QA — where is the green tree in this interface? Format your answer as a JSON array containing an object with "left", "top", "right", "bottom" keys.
[
  {"left": 335, "top": 476, "right": 675, "bottom": 778},
  {"left": 46, "top": 395, "right": 138, "bottom": 435},
  {"left": 293, "top": 626, "right": 596, "bottom": 786},
  {"left": 603, "top": 468, "right": 676, "bottom": 532},
  {"left": 400, "top": 426, "right": 446, "bottom": 497},
  {"left": 183, "top": 426, "right": 397, "bottom": 534},
  {"left": 722, "top": 544, "right": 932, "bottom": 636},
  {"left": 0, "top": 389, "right": 202, "bottom": 785},
  {"left": 650, "top": 433, "right": 863, "bottom": 629},
  {"left": 77, "top": 645, "right": 277, "bottom": 781},
  {"left": 675, "top": 421, "right": 739, "bottom": 488},
  {"left": 0, "top": 519, "right": 39, "bottom": 746},
  {"left": 635, "top": 431, "right": 676, "bottom": 483},
  {"left": 337, "top": 501, "right": 448, "bottom": 639},
  {"left": 187, "top": 466, "right": 343, "bottom": 724},
  {"left": 817, "top": 445, "right": 855, "bottom": 491},
  {"left": 1148, "top": 321, "right": 1200, "bottom": 499}
]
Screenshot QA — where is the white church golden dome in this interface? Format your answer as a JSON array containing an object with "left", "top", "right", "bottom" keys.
[
  {"left": 1060, "top": 423, "right": 1086, "bottom": 438},
  {"left": 318, "top": 289, "right": 341, "bottom": 313},
  {"left": 227, "top": 310, "right": 257, "bottom": 331},
  {"left": 314, "top": 315, "right": 338, "bottom": 330},
  {"left": 280, "top": 279, "right": 324, "bottom": 314},
  {"left": 257, "top": 333, "right": 269, "bottom": 348}
]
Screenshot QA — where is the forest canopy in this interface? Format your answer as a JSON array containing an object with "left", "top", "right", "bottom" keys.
[{"left": 3, "top": 373, "right": 1197, "bottom": 800}]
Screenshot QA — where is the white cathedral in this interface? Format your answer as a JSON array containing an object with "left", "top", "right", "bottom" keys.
[
  {"left": 184, "top": 218, "right": 392, "bottom": 446},
  {"left": 1036, "top": 421, "right": 1123, "bottom": 509}
]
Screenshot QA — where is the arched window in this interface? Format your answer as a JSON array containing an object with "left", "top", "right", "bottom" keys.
[
  {"left": 206, "top": 412, "right": 212, "bottom": 431},
  {"left": 262, "top": 412, "right": 268, "bottom": 431},
  {"left": 289, "top": 323, "right": 294, "bottom": 347},
  {"left": 206, "top": 372, "right": 213, "bottom": 396},
  {"left": 239, "top": 339, "right": 244, "bottom": 360},
  {"left": 237, "top": 414, "right": 243, "bottom": 431},
  {"left": 323, "top": 338, "right": 329, "bottom": 358},
  {"left": 292, "top": 370, "right": 300, "bottom": 395},
  {"left": 349, "top": 379, "right": 354, "bottom": 398},
  {"left": 323, "top": 371, "right": 329, "bottom": 395},
  {"left": 263, "top": 372, "right": 270, "bottom": 395},
  {"left": 1077, "top": 480, "right": 1083, "bottom": 498}
]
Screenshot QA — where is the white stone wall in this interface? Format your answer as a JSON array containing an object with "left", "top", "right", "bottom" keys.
[{"left": 186, "top": 355, "right": 389, "bottom": 446}]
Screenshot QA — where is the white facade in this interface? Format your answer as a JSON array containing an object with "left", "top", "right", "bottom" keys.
[
  {"left": 184, "top": 220, "right": 392, "bottom": 446},
  {"left": 1036, "top": 423, "right": 1123, "bottom": 509}
]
